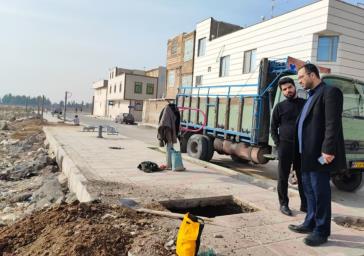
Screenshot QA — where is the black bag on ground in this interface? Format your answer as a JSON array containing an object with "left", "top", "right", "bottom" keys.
[{"left": 137, "top": 161, "right": 161, "bottom": 173}]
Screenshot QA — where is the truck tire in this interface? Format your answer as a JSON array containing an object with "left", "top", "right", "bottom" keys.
[
  {"left": 202, "top": 135, "right": 214, "bottom": 161},
  {"left": 180, "top": 132, "right": 192, "bottom": 153},
  {"left": 332, "top": 171, "right": 363, "bottom": 192},
  {"left": 187, "top": 134, "right": 209, "bottom": 161},
  {"left": 231, "top": 155, "right": 250, "bottom": 164}
]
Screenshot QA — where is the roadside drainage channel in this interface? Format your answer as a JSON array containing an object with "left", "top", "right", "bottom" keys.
[
  {"left": 159, "top": 195, "right": 258, "bottom": 218},
  {"left": 333, "top": 215, "right": 364, "bottom": 231}
]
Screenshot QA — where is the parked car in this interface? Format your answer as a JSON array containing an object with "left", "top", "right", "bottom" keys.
[
  {"left": 115, "top": 113, "right": 135, "bottom": 124},
  {"left": 51, "top": 108, "right": 62, "bottom": 116}
]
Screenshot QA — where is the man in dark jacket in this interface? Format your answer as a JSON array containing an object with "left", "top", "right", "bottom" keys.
[
  {"left": 271, "top": 77, "right": 307, "bottom": 216},
  {"left": 288, "top": 64, "right": 346, "bottom": 246}
]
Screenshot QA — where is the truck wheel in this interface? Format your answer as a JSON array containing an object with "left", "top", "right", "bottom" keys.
[
  {"left": 202, "top": 135, "right": 214, "bottom": 161},
  {"left": 180, "top": 132, "right": 192, "bottom": 153},
  {"left": 187, "top": 134, "right": 209, "bottom": 161},
  {"left": 332, "top": 171, "right": 362, "bottom": 192},
  {"left": 231, "top": 155, "right": 250, "bottom": 164}
]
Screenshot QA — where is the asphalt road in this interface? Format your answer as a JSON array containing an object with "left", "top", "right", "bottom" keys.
[{"left": 65, "top": 112, "right": 364, "bottom": 209}]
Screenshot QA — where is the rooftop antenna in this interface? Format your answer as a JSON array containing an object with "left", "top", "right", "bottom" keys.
[{"left": 271, "top": 0, "right": 275, "bottom": 18}]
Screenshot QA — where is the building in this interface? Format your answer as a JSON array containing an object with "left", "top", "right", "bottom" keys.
[
  {"left": 145, "top": 66, "right": 166, "bottom": 98},
  {"left": 193, "top": 0, "right": 364, "bottom": 91},
  {"left": 92, "top": 80, "right": 108, "bottom": 116},
  {"left": 106, "top": 67, "right": 158, "bottom": 122},
  {"left": 92, "top": 67, "right": 159, "bottom": 122},
  {"left": 165, "top": 31, "right": 196, "bottom": 99},
  {"left": 142, "top": 21, "right": 242, "bottom": 125}
]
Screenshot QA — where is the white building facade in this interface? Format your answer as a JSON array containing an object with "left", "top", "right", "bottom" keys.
[
  {"left": 106, "top": 71, "right": 158, "bottom": 122},
  {"left": 92, "top": 80, "right": 108, "bottom": 117},
  {"left": 193, "top": 0, "right": 364, "bottom": 91}
]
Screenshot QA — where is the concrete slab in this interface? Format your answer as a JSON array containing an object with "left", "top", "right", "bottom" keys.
[{"left": 43, "top": 124, "right": 364, "bottom": 256}]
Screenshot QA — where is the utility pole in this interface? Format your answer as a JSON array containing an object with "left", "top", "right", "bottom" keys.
[
  {"left": 271, "top": 0, "right": 275, "bottom": 18},
  {"left": 37, "top": 96, "right": 40, "bottom": 117},
  {"left": 25, "top": 97, "right": 28, "bottom": 118},
  {"left": 41, "top": 95, "right": 45, "bottom": 123},
  {"left": 63, "top": 91, "right": 68, "bottom": 122}
]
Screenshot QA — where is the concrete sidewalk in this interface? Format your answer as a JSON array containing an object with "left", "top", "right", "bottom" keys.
[{"left": 43, "top": 124, "right": 364, "bottom": 256}]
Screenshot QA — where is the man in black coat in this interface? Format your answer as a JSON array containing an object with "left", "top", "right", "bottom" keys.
[
  {"left": 288, "top": 64, "right": 346, "bottom": 246},
  {"left": 271, "top": 77, "right": 307, "bottom": 216}
]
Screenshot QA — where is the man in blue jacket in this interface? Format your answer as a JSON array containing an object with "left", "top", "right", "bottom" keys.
[{"left": 289, "top": 63, "right": 346, "bottom": 246}]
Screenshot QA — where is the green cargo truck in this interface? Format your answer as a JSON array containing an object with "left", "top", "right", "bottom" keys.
[{"left": 177, "top": 58, "right": 364, "bottom": 192}]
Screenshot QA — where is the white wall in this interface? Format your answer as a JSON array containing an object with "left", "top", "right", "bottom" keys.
[
  {"left": 193, "top": 0, "right": 364, "bottom": 94},
  {"left": 194, "top": 0, "right": 358, "bottom": 95},
  {"left": 107, "top": 100, "right": 130, "bottom": 119},
  {"left": 107, "top": 74, "right": 126, "bottom": 101},
  {"left": 321, "top": 0, "right": 364, "bottom": 80},
  {"left": 92, "top": 80, "right": 108, "bottom": 116}
]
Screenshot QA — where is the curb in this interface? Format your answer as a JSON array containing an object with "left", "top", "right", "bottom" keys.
[
  {"left": 43, "top": 127, "right": 95, "bottom": 202},
  {"left": 155, "top": 146, "right": 300, "bottom": 196}
]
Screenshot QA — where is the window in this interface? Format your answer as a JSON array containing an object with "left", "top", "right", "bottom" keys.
[
  {"left": 195, "top": 75, "right": 203, "bottom": 86},
  {"left": 109, "top": 86, "right": 112, "bottom": 94},
  {"left": 171, "top": 39, "right": 178, "bottom": 55},
  {"left": 317, "top": 36, "right": 339, "bottom": 62},
  {"left": 167, "top": 70, "right": 175, "bottom": 87},
  {"left": 119, "top": 83, "right": 122, "bottom": 92},
  {"left": 114, "top": 85, "right": 116, "bottom": 93},
  {"left": 184, "top": 39, "right": 193, "bottom": 61},
  {"left": 146, "top": 83, "right": 154, "bottom": 95},
  {"left": 243, "top": 49, "right": 257, "bottom": 74},
  {"left": 197, "top": 37, "right": 206, "bottom": 57},
  {"left": 219, "top": 55, "right": 230, "bottom": 77},
  {"left": 134, "top": 82, "right": 142, "bottom": 94}
]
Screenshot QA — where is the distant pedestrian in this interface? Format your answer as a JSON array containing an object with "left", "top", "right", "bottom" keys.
[
  {"left": 271, "top": 77, "right": 307, "bottom": 216},
  {"left": 288, "top": 64, "right": 346, "bottom": 246},
  {"left": 157, "top": 103, "right": 180, "bottom": 169}
]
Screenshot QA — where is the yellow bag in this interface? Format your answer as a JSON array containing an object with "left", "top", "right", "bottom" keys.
[{"left": 176, "top": 213, "right": 204, "bottom": 256}]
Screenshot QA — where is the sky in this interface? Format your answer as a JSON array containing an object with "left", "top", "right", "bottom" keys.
[{"left": 0, "top": 0, "right": 360, "bottom": 103}]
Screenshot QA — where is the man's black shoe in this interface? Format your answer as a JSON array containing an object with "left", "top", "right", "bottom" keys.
[
  {"left": 280, "top": 205, "right": 292, "bottom": 216},
  {"left": 303, "top": 233, "right": 328, "bottom": 246},
  {"left": 288, "top": 224, "right": 313, "bottom": 234}
]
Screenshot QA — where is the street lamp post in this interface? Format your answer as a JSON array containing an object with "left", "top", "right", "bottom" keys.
[{"left": 63, "top": 91, "right": 71, "bottom": 121}]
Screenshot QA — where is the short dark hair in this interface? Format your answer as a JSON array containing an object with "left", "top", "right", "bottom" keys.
[
  {"left": 278, "top": 77, "right": 295, "bottom": 89},
  {"left": 299, "top": 63, "right": 320, "bottom": 79}
]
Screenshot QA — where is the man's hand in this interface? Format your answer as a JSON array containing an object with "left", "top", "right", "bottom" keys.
[{"left": 322, "top": 153, "right": 335, "bottom": 164}]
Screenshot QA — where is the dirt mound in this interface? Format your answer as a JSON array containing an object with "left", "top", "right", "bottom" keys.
[{"left": 0, "top": 201, "right": 175, "bottom": 256}]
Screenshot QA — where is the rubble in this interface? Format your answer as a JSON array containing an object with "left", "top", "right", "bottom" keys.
[
  {"left": 0, "top": 111, "right": 179, "bottom": 255},
  {"left": 0, "top": 117, "right": 64, "bottom": 226},
  {"left": 0, "top": 201, "right": 176, "bottom": 256}
]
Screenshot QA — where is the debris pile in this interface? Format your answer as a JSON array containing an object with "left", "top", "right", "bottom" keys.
[
  {"left": 0, "top": 118, "right": 68, "bottom": 226},
  {"left": 0, "top": 201, "right": 176, "bottom": 256}
]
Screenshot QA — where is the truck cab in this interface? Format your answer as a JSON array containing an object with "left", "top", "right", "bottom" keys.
[{"left": 271, "top": 74, "right": 364, "bottom": 191}]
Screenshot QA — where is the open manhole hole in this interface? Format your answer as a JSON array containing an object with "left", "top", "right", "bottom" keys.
[
  {"left": 333, "top": 216, "right": 364, "bottom": 231},
  {"left": 160, "top": 195, "right": 257, "bottom": 218}
]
